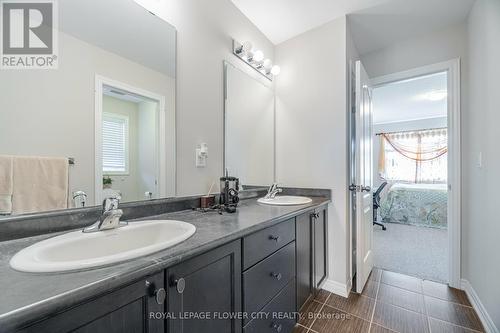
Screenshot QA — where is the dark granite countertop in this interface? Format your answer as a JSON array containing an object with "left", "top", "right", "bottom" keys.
[{"left": 0, "top": 196, "right": 329, "bottom": 332}]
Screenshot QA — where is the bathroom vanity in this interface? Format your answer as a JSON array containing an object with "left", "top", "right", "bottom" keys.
[
  {"left": 0, "top": 193, "right": 329, "bottom": 333},
  {"left": 0, "top": 1, "right": 330, "bottom": 332}
]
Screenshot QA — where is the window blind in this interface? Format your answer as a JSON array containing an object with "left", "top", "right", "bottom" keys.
[{"left": 102, "top": 114, "right": 128, "bottom": 173}]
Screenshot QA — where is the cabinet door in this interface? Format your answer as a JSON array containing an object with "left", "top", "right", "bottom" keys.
[
  {"left": 296, "top": 213, "right": 312, "bottom": 311},
  {"left": 167, "top": 240, "right": 242, "bottom": 333},
  {"left": 23, "top": 272, "right": 165, "bottom": 333},
  {"left": 313, "top": 208, "right": 328, "bottom": 291}
]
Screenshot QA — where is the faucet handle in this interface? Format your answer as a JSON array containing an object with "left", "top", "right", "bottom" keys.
[{"left": 102, "top": 195, "right": 121, "bottom": 213}]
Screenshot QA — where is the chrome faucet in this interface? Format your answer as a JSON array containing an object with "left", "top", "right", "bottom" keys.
[
  {"left": 265, "top": 183, "right": 283, "bottom": 199},
  {"left": 82, "top": 196, "right": 126, "bottom": 233}
]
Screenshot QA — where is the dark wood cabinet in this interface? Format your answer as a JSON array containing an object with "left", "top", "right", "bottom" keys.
[
  {"left": 313, "top": 208, "right": 328, "bottom": 291},
  {"left": 166, "top": 240, "right": 242, "bottom": 333},
  {"left": 296, "top": 212, "right": 312, "bottom": 310},
  {"left": 22, "top": 272, "right": 165, "bottom": 333},
  {"left": 295, "top": 207, "right": 328, "bottom": 310},
  {"left": 16, "top": 205, "right": 328, "bottom": 333}
]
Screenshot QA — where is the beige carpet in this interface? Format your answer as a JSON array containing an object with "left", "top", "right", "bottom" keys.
[{"left": 373, "top": 223, "right": 448, "bottom": 283}]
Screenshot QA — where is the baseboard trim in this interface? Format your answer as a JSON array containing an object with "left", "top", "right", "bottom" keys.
[
  {"left": 461, "top": 279, "right": 499, "bottom": 333},
  {"left": 322, "top": 279, "right": 350, "bottom": 298}
]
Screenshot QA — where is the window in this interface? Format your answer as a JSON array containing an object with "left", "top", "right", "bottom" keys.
[
  {"left": 102, "top": 113, "right": 129, "bottom": 174},
  {"left": 379, "top": 128, "right": 447, "bottom": 183}
]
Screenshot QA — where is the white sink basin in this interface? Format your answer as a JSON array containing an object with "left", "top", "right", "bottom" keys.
[
  {"left": 257, "top": 195, "right": 313, "bottom": 206},
  {"left": 9, "top": 220, "right": 196, "bottom": 273}
]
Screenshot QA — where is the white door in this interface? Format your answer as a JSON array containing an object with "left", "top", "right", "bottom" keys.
[{"left": 354, "top": 61, "right": 374, "bottom": 293}]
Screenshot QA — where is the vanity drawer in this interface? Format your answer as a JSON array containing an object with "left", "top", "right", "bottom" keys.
[
  {"left": 243, "top": 241, "right": 295, "bottom": 316},
  {"left": 243, "top": 218, "right": 295, "bottom": 269},
  {"left": 243, "top": 279, "right": 296, "bottom": 333}
]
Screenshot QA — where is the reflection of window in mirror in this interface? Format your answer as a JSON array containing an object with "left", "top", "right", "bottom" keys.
[{"left": 102, "top": 113, "right": 129, "bottom": 175}]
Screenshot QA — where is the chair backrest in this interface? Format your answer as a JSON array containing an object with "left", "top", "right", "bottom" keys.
[{"left": 373, "top": 181, "right": 388, "bottom": 206}]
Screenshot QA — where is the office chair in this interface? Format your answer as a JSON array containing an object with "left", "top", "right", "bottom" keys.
[{"left": 373, "top": 181, "right": 388, "bottom": 230}]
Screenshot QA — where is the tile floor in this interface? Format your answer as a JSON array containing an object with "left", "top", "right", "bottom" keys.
[{"left": 294, "top": 268, "right": 484, "bottom": 333}]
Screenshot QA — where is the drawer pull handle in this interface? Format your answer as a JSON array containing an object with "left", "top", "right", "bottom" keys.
[
  {"left": 269, "top": 235, "right": 280, "bottom": 242},
  {"left": 271, "top": 272, "right": 282, "bottom": 281},
  {"left": 271, "top": 322, "right": 283, "bottom": 332}
]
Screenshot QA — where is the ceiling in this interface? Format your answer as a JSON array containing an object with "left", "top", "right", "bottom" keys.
[
  {"left": 372, "top": 72, "right": 447, "bottom": 124},
  {"left": 231, "top": 0, "right": 475, "bottom": 51},
  {"left": 231, "top": 0, "right": 390, "bottom": 44}
]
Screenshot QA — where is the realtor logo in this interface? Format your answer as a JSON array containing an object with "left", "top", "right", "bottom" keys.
[{"left": 1, "top": 0, "right": 58, "bottom": 69}]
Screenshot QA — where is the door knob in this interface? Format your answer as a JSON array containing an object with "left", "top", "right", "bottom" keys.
[{"left": 361, "top": 186, "right": 371, "bottom": 192}]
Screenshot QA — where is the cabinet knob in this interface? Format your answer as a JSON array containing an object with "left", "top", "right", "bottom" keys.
[
  {"left": 173, "top": 277, "right": 186, "bottom": 294},
  {"left": 271, "top": 272, "right": 282, "bottom": 281},
  {"left": 155, "top": 288, "right": 167, "bottom": 304},
  {"left": 145, "top": 280, "right": 166, "bottom": 305},
  {"left": 271, "top": 322, "right": 283, "bottom": 332},
  {"left": 269, "top": 235, "right": 280, "bottom": 242}
]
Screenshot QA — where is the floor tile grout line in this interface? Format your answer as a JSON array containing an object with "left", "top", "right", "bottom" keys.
[
  {"left": 368, "top": 275, "right": 382, "bottom": 332},
  {"left": 307, "top": 292, "right": 331, "bottom": 331},
  {"left": 422, "top": 286, "right": 433, "bottom": 333},
  {"left": 423, "top": 293, "right": 474, "bottom": 309},
  {"left": 372, "top": 291, "right": 482, "bottom": 331},
  {"left": 375, "top": 296, "right": 432, "bottom": 316},
  {"left": 427, "top": 316, "right": 485, "bottom": 333},
  {"left": 427, "top": 313, "right": 485, "bottom": 332},
  {"left": 380, "top": 280, "right": 474, "bottom": 309},
  {"left": 379, "top": 281, "right": 424, "bottom": 295}
]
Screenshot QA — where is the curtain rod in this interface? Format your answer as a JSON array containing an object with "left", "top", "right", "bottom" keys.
[{"left": 375, "top": 127, "right": 447, "bottom": 136}]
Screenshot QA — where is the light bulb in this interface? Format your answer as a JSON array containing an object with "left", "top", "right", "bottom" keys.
[
  {"left": 271, "top": 65, "right": 281, "bottom": 76},
  {"left": 253, "top": 50, "right": 264, "bottom": 62},
  {"left": 263, "top": 59, "right": 272, "bottom": 71},
  {"left": 246, "top": 49, "right": 254, "bottom": 61}
]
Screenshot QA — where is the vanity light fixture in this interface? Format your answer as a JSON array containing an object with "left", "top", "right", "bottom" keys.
[{"left": 232, "top": 39, "right": 280, "bottom": 81}]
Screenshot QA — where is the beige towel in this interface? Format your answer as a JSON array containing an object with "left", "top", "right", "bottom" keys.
[
  {"left": 12, "top": 156, "right": 69, "bottom": 215},
  {"left": 0, "top": 155, "right": 13, "bottom": 214}
]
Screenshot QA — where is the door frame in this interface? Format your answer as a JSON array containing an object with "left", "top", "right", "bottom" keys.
[
  {"left": 95, "top": 75, "right": 172, "bottom": 204},
  {"left": 369, "top": 59, "right": 461, "bottom": 288}
]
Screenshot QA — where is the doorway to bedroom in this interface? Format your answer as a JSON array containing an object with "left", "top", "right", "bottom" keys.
[{"left": 372, "top": 71, "right": 449, "bottom": 283}]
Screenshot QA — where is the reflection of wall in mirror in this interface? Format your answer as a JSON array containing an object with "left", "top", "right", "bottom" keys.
[
  {"left": 225, "top": 65, "right": 275, "bottom": 186},
  {"left": 0, "top": 31, "right": 175, "bottom": 206}
]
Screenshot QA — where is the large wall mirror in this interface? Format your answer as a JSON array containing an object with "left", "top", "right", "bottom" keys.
[
  {"left": 224, "top": 62, "right": 275, "bottom": 187},
  {"left": 0, "top": 0, "right": 176, "bottom": 217}
]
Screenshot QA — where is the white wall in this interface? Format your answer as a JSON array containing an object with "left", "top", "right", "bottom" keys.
[
  {"left": 360, "top": 23, "right": 468, "bottom": 79},
  {"left": 464, "top": 0, "right": 500, "bottom": 329},
  {"left": 138, "top": 101, "right": 158, "bottom": 198},
  {"left": 372, "top": 117, "right": 448, "bottom": 187},
  {"left": 275, "top": 17, "right": 351, "bottom": 292},
  {"left": 134, "top": 0, "right": 275, "bottom": 196}
]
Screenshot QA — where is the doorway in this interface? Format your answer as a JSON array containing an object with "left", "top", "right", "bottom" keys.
[
  {"left": 351, "top": 59, "right": 461, "bottom": 291},
  {"left": 372, "top": 71, "right": 448, "bottom": 282},
  {"left": 94, "top": 75, "right": 168, "bottom": 205}
]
